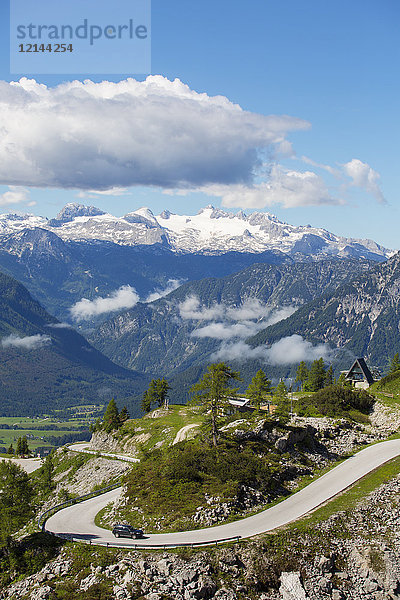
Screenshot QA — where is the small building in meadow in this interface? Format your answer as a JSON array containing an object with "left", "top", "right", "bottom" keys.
[{"left": 344, "top": 357, "right": 375, "bottom": 389}]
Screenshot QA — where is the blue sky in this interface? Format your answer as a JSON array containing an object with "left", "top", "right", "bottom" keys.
[{"left": 0, "top": 0, "right": 399, "bottom": 248}]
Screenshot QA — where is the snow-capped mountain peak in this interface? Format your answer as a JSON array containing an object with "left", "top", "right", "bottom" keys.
[
  {"left": 123, "top": 207, "right": 160, "bottom": 228},
  {"left": 54, "top": 203, "right": 105, "bottom": 222}
]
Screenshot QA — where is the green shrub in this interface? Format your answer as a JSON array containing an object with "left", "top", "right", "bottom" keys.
[{"left": 296, "top": 385, "right": 374, "bottom": 419}]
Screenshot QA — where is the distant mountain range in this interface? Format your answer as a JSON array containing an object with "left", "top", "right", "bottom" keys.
[
  {"left": 0, "top": 271, "right": 147, "bottom": 416},
  {"left": 0, "top": 202, "right": 392, "bottom": 260},
  {"left": 0, "top": 202, "right": 397, "bottom": 413},
  {"left": 0, "top": 203, "right": 392, "bottom": 323}
]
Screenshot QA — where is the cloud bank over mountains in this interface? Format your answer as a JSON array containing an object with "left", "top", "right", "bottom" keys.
[
  {"left": 0, "top": 76, "right": 385, "bottom": 210},
  {"left": 0, "top": 76, "right": 307, "bottom": 191}
]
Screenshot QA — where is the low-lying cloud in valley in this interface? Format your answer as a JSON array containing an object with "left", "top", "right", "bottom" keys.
[
  {"left": 70, "top": 280, "right": 185, "bottom": 321},
  {"left": 179, "top": 296, "right": 297, "bottom": 341},
  {"left": 70, "top": 285, "right": 139, "bottom": 320},
  {"left": 47, "top": 322, "right": 74, "bottom": 329},
  {"left": 179, "top": 296, "right": 295, "bottom": 325},
  {"left": 192, "top": 321, "right": 263, "bottom": 340},
  {"left": 145, "top": 279, "right": 182, "bottom": 303},
  {"left": 1, "top": 333, "right": 51, "bottom": 350},
  {"left": 212, "top": 335, "right": 331, "bottom": 365},
  {"left": 178, "top": 296, "right": 328, "bottom": 365}
]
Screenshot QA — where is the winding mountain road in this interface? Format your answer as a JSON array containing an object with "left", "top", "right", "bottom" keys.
[{"left": 45, "top": 438, "right": 400, "bottom": 548}]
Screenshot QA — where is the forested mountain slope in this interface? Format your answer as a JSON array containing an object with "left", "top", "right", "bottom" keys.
[{"left": 0, "top": 271, "right": 146, "bottom": 416}]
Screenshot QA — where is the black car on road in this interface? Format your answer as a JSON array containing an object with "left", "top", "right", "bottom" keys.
[{"left": 112, "top": 524, "right": 144, "bottom": 539}]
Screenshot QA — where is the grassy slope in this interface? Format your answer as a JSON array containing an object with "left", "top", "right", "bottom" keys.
[
  {"left": 369, "top": 370, "right": 400, "bottom": 411},
  {"left": 113, "top": 405, "right": 204, "bottom": 454}
]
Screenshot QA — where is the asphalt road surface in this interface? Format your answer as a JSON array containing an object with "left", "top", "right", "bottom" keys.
[
  {"left": 45, "top": 438, "right": 400, "bottom": 547},
  {"left": 68, "top": 442, "right": 139, "bottom": 463},
  {"left": 0, "top": 457, "right": 42, "bottom": 473}
]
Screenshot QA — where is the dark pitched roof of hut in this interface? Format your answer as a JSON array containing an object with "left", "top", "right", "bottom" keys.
[{"left": 345, "top": 357, "right": 374, "bottom": 385}]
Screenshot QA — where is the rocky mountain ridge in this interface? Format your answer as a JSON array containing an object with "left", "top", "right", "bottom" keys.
[
  {"left": 0, "top": 203, "right": 392, "bottom": 260},
  {"left": 249, "top": 252, "right": 400, "bottom": 369}
]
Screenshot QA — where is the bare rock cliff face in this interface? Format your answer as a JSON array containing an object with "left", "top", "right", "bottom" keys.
[{"left": 89, "top": 430, "right": 122, "bottom": 453}]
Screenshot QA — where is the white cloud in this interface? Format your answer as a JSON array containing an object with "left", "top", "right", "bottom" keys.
[
  {"left": 200, "top": 166, "right": 343, "bottom": 209},
  {"left": 261, "top": 334, "right": 331, "bottom": 365},
  {"left": 70, "top": 285, "right": 139, "bottom": 320},
  {"left": 343, "top": 159, "right": 385, "bottom": 203},
  {"left": 226, "top": 298, "right": 271, "bottom": 321},
  {"left": 0, "top": 77, "right": 308, "bottom": 191},
  {"left": 264, "top": 306, "right": 298, "bottom": 326},
  {"left": 300, "top": 156, "right": 339, "bottom": 176},
  {"left": 76, "top": 187, "right": 128, "bottom": 199},
  {"left": 0, "top": 186, "right": 34, "bottom": 207},
  {"left": 184, "top": 297, "right": 297, "bottom": 342},
  {"left": 179, "top": 296, "right": 296, "bottom": 327},
  {"left": 211, "top": 340, "right": 254, "bottom": 361},
  {"left": 192, "top": 321, "right": 264, "bottom": 340},
  {"left": 46, "top": 322, "right": 73, "bottom": 329},
  {"left": 211, "top": 334, "right": 330, "bottom": 365},
  {"left": 145, "top": 279, "right": 182, "bottom": 303},
  {"left": 191, "top": 307, "right": 297, "bottom": 341},
  {"left": 1, "top": 333, "right": 51, "bottom": 350},
  {"left": 178, "top": 296, "right": 226, "bottom": 321}
]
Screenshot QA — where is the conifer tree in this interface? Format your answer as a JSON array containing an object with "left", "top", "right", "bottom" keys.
[
  {"left": 141, "top": 378, "right": 171, "bottom": 413},
  {"left": 0, "top": 461, "right": 33, "bottom": 541},
  {"left": 246, "top": 369, "right": 272, "bottom": 410},
  {"left": 324, "top": 365, "right": 334, "bottom": 387},
  {"left": 40, "top": 451, "right": 55, "bottom": 494},
  {"left": 156, "top": 378, "right": 171, "bottom": 409},
  {"left": 141, "top": 389, "right": 152, "bottom": 413},
  {"left": 191, "top": 363, "right": 240, "bottom": 446},
  {"left": 119, "top": 405, "right": 130, "bottom": 424},
  {"left": 103, "top": 398, "right": 120, "bottom": 433},
  {"left": 16, "top": 436, "right": 29, "bottom": 456},
  {"left": 274, "top": 380, "right": 288, "bottom": 400},
  {"left": 389, "top": 353, "right": 400, "bottom": 374},
  {"left": 295, "top": 361, "right": 309, "bottom": 391},
  {"left": 307, "top": 358, "right": 326, "bottom": 392},
  {"left": 141, "top": 379, "right": 158, "bottom": 413}
]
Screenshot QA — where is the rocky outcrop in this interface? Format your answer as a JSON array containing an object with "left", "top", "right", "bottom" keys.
[
  {"left": 289, "top": 415, "right": 388, "bottom": 456},
  {"left": 273, "top": 425, "right": 317, "bottom": 453},
  {"left": 1, "top": 556, "right": 71, "bottom": 599},
  {"left": 89, "top": 430, "right": 123, "bottom": 453},
  {"left": 193, "top": 486, "right": 266, "bottom": 526},
  {"left": 41, "top": 449, "right": 130, "bottom": 512},
  {"left": 279, "top": 572, "right": 308, "bottom": 599},
  {"left": 370, "top": 401, "right": 400, "bottom": 434}
]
